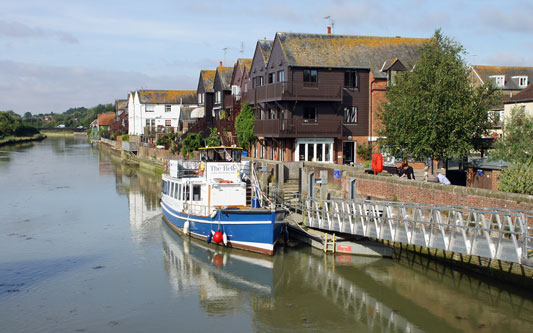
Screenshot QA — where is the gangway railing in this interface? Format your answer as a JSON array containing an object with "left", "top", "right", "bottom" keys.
[{"left": 265, "top": 185, "right": 532, "bottom": 265}]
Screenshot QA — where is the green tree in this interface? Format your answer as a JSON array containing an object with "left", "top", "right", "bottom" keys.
[
  {"left": 206, "top": 128, "right": 221, "bottom": 147},
  {"left": 378, "top": 29, "right": 500, "bottom": 161},
  {"left": 490, "top": 106, "right": 533, "bottom": 195},
  {"left": 235, "top": 103, "right": 255, "bottom": 149},
  {"left": 181, "top": 132, "right": 202, "bottom": 157},
  {"left": 0, "top": 111, "right": 39, "bottom": 138},
  {"left": 491, "top": 106, "right": 533, "bottom": 165}
]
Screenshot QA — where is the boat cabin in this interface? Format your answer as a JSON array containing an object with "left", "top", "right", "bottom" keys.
[{"left": 199, "top": 146, "right": 242, "bottom": 162}]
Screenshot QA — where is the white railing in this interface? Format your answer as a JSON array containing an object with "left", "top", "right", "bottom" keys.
[{"left": 302, "top": 198, "right": 532, "bottom": 265}]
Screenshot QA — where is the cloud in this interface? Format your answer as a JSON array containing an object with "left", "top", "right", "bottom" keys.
[
  {"left": 0, "top": 60, "right": 196, "bottom": 114},
  {"left": 481, "top": 51, "right": 533, "bottom": 67},
  {"left": 479, "top": 7, "right": 533, "bottom": 34},
  {"left": 0, "top": 20, "right": 79, "bottom": 44}
]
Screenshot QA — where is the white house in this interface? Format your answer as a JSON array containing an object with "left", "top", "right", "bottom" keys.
[{"left": 128, "top": 90, "right": 197, "bottom": 136}]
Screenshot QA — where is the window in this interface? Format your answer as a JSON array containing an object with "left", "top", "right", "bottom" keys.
[
  {"left": 192, "top": 185, "right": 201, "bottom": 201},
  {"left": 278, "top": 70, "right": 285, "bottom": 82},
  {"left": 254, "top": 76, "right": 264, "bottom": 87},
  {"left": 344, "top": 71, "right": 359, "bottom": 89},
  {"left": 303, "top": 69, "right": 318, "bottom": 85},
  {"left": 513, "top": 76, "right": 528, "bottom": 88},
  {"left": 165, "top": 105, "right": 171, "bottom": 112},
  {"left": 244, "top": 82, "right": 248, "bottom": 93},
  {"left": 268, "top": 73, "right": 275, "bottom": 84},
  {"left": 146, "top": 104, "right": 155, "bottom": 112},
  {"left": 490, "top": 75, "right": 505, "bottom": 88},
  {"left": 178, "top": 184, "right": 181, "bottom": 201},
  {"left": 165, "top": 120, "right": 171, "bottom": 127},
  {"left": 198, "top": 93, "right": 203, "bottom": 104},
  {"left": 303, "top": 106, "right": 317, "bottom": 122},
  {"left": 215, "top": 91, "right": 222, "bottom": 104},
  {"left": 344, "top": 107, "right": 357, "bottom": 123}
]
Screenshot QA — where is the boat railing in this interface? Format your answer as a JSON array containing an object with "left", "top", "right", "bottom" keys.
[{"left": 182, "top": 202, "right": 213, "bottom": 217}]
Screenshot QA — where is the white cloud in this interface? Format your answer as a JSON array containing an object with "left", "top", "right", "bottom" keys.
[
  {"left": 0, "top": 60, "right": 195, "bottom": 114},
  {"left": 0, "top": 20, "right": 79, "bottom": 44}
]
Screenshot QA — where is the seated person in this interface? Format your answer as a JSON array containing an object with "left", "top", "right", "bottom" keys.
[
  {"left": 437, "top": 169, "right": 451, "bottom": 185},
  {"left": 398, "top": 160, "right": 415, "bottom": 180}
]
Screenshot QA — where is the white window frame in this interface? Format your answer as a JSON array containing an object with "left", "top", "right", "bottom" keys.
[
  {"left": 513, "top": 76, "right": 528, "bottom": 88},
  {"left": 145, "top": 104, "right": 155, "bottom": 112},
  {"left": 215, "top": 91, "right": 222, "bottom": 104},
  {"left": 489, "top": 75, "right": 505, "bottom": 88},
  {"left": 165, "top": 105, "right": 171, "bottom": 112}
]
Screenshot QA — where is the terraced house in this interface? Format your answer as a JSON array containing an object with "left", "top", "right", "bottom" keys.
[
  {"left": 127, "top": 90, "right": 197, "bottom": 137},
  {"left": 249, "top": 32, "right": 428, "bottom": 164}
]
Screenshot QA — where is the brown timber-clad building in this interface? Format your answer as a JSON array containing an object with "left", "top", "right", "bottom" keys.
[{"left": 248, "top": 32, "right": 428, "bottom": 164}]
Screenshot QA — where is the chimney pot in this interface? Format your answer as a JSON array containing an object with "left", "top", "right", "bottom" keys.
[
  {"left": 327, "top": 26, "right": 331, "bottom": 34},
  {"left": 220, "top": 61, "right": 223, "bottom": 67}
]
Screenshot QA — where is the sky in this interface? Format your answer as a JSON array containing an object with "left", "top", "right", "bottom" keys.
[{"left": 1, "top": 0, "right": 532, "bottom": 115}]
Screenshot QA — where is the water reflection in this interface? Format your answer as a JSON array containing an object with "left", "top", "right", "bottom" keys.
[{"left": 95, "top": 144, "right": 533, "bottom": 332}]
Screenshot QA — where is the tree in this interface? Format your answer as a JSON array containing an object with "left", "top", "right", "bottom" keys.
[
  {"left": 235, "top": 103, "right": 255, "bottom": 149},
  {"left": 180, "top": 132, "right": 202, "bottom": 157},
  {"left": 378, "top": 29, "right": 500, "bottom": 161},
  {"left": 206, "top": 128, "right": 221, "bottom": 147},
  {"left": 491, "top": 106, "right": 533, "bottom": 165},
  {"left": 490, "top": 106, "right": 533, "bottom": 195}
]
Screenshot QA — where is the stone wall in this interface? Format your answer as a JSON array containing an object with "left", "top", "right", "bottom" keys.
[{"left": 255, "top": 159, "right": 533, "bottom": 212}]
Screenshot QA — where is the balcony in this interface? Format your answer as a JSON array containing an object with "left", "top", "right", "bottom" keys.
[
  {"left": 252, "top": 81, "right": 342, "bottom": 103},
  {"left": 254, "top": 118, "right": 342, "bottom": 138}
]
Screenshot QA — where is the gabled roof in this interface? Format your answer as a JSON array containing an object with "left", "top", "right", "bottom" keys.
[
  {"left": 137, "top": 90, "right": 197, "bottom": 104},
  {"left": 238, "top": 58, "right": 253, "bottom": 73},
  {"left": 200, "top": 70, "right": 216, "bottom": 93},
  {"left": 258, "top": 40, "right": 274, "bottom": 64},
  {"left": 276, "top": 32, "right": 428, "bottom": 78},
  {"left": 380, "top": 58, "right": 407, "bottom": 72},
  {"left": 216, "top": 66, "right": 233, "bottom": 90},
  {"left": 97, "top": 112, "right": 115, "bottom": 126},
  {"left": 505, "top": 84, "right": 533, "bottom": 103},
  {"left": 471, "top": 65, "right": 533, "bottom": 90}
]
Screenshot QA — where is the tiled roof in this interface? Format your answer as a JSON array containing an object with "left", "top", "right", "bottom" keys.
[
  {"left": 258, "top": 40, "right": 274, "bottom": 63},
  {"left": 137, "top": 90, "right": 197, "bottom": 104},
  {"left": 97, "top": 112, "right": 115, "bottom": 126},
  {"left": 472, "top": 65, "right": 533, "bottom": 90},
  {"left": 200, "top": 70, "right": 216, "bottom": 93},
  {"left": 216, "top": 66, "right": 233, "bottom": 90},
  {"left": 505, "top": 84, "right": 533, "bottom": 103},
  {"left": 237, "top": 58, "right": 252, "bottom": 73},
  {"left": 276, "top": 32, "right": 428, "bottom": 78},
  {"left": 115, "top": 99, "right": 128, "bottom": 110}
]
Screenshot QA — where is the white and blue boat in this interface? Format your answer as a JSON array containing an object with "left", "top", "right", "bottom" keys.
[{"left": 161, "top": 147, "right": 286, "bottom": 255}]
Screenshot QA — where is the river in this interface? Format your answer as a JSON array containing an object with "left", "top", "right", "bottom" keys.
[{"left": 0, "top": 136, "right": 531, "bottom": 332}]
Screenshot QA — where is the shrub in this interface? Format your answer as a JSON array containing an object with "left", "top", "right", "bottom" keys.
[
  {"left": 357, "top": 143, "right": 372, "bottom": 161},
  {"left": 498, "top": 162, "right": 533, "bottom": 195}
]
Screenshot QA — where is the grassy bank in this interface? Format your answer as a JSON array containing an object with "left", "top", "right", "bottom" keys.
[{"left": 0, "top": 134, "right": 46, "bottom": 147}]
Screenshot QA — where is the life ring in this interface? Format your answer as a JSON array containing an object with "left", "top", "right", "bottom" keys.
[{"left": 220, "top": 180, "right": 233, "bottom": 183}]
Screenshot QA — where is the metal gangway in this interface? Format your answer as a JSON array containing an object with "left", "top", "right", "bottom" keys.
[{"left": 265, "top": 186, "right": 533, "bottom": 265}]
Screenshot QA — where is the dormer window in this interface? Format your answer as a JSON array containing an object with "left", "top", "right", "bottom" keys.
[
  {"left": 490, "top": 75, "right": 505, "bottom": 88},
  {"left": 197, "top": 93, "right": 203, "bottom": 104},
  {"left": 513, "top": 76, "right": 528, "bottom": 88},
  {"left": 215, "top": 91, "right": 222, "bottom": 104}
]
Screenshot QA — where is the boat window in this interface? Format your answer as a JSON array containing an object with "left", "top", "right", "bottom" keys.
[
  {"left": 192, "top": 185, "right": 201, "bottom": 201},
  {"left": 177, "top": 184, "right": 181, "bottom": 201},
  {"left": 162, "top": 180, "right": 167, "bottom": 194},
  {"left": 171, "top": 182, "right": 176, "bottom": 198},
  {"left": 184, "top": 184, "right": 190, "bottom": 201}
]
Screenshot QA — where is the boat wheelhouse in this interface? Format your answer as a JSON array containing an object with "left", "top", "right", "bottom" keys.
[{"left": 161, "top": 147, "right": 286, "bottom": 255}]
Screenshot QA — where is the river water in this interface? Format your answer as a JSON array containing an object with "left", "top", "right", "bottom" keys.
[{"left": 0, "top": 136, "right": 531, "bottom": 332}]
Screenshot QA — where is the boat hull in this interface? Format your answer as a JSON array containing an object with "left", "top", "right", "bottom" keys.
[{"left": 161, "top": 200, "right": 285, "bottom": 255}]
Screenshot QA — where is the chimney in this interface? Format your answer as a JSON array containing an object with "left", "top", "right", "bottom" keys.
[
  {"left": 219, "top": 61, "right": 223, "bottom": 67},
  {"left": 327, "top": 26, "right": 331, "bottom": 34}
]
